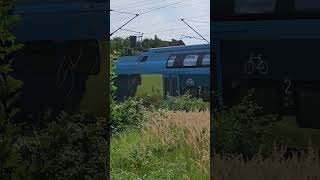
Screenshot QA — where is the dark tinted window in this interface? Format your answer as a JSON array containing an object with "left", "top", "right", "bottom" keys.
[
  {"left": 138, "top": 56, "right": 148, "bottom": 62},
  {"left": 235, "top": 0, "right": 276, "bottom": 14},
  {"left": 173, "top": 55, "right": 184, "bottom": 67},
  {"left": 183, "top": 55, "right": 199, "bottom": 67},
  {"left": 167, "top": 55, "right": 176, "bottom": 67},
  {"left": 202, "top": 54, "right": 210, "bottom": 66},
  {"left": 213, "top": 0, "right": 320, "bottom": 20},
  {"left": 295, "top": 0, "right": 320, "bottom": 11},
  {"left": 167, "top": 54, "right": 209, "bottom": 68}
]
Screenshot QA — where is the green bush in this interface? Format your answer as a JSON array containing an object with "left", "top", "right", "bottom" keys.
[
  {"left": 213, "top": 89, "right": 278, "bottom": 159},
  {"left": 139, "top": 95, "right": 163, "bottom": 110},
  {"left": 14, "top": 112, "right": 108, "bottom": 180},
  {"left": 111, "top": 97, "right": 147, "bottom": 133},
  {"left": 159, "top": 93, "right": 209, "bottom": 112}
]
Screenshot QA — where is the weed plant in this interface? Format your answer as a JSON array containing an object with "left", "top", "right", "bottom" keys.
[{"left": 111, "top": 111, "right": 210, "bottom": 179}]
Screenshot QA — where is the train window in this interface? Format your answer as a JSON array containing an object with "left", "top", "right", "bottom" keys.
[
  {"left": 138, "top": 56, "right": 148, "bottom": 62},
  {"left": 167, "top": 54, "right": 185, "bottom": 68},
  {"left": 174, "top": 55, "right": 184, "bottom": 67},
  {"left": 183, "top": 55, "right": 198, "bottom": 67},
  {"left": 167, "top": 55, "right": 175, "bottom": 67},
  {"left": 202, "top": 54, "right": 210, "bottom": 66},
  {"left": 234, "top": 0, "right": 276, "bottom": 14},
  {"left": 295, "top": 0, "right": 320, "bottom": 12}
]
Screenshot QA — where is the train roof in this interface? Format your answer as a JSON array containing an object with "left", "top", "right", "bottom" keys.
[
  {"left": 146, "top": 44, "right": 210, "bottom": 54},
  {"left": 115, "top": 44, "right": 211, "bottom": 75},
  {"left": 13, "top": 1, "right": 108, "bottom": 41}
]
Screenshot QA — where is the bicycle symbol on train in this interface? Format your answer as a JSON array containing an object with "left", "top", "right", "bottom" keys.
[{"left": 244, "top": 53, "right": 269, "bottom": 75}]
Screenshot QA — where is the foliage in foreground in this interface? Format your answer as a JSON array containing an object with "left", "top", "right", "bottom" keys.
[
  {"left": 111, "top": 97, "right": 148, "bottom": 133},
  {"left": 144, "top": 93, "right": 209, "bottom": 112},
  {"left": 0, "top": 0, "right": 27, "bottom": 178},
  {"left": 213, "top": 89, "right": 278, "bottom": 159},
  {"left": 111, "top": 111, "right": 210, "bottom": 180},
  {"left": 212, "top": 145, "right": 320, "bottom": 180},
  {"left": 14, "top": 112, "right": 108, "bottom": 179},
  {"left": 111, "top": 94, "right": 209, "bottom": 134}
]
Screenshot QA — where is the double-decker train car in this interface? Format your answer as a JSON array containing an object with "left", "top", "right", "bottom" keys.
[
  {"left": 212, "top": 0, "right": 320, "bottom": 129},
  {"left": 10, "top": 0, "right": 108, "bottom": 119},
  {"left": 115, "top": 44, "right": 210, "bottom": 101}
]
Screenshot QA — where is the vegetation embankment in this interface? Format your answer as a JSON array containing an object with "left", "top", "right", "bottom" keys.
[
  {"left": 110, "top": 94, "right": 210, "bottom": 179},
  {"left": 213, "top": 89, "right": 320, "bottom": 179}
]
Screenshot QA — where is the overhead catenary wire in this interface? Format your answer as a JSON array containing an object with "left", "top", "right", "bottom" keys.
[
  {"left": 110, "top": 13, "right": 140, "bottom": 37},
  {"left": 181, "top": 35, "right": 205, "bottom": 41},
  {"left": 120, "top": 28, "right": 144, "bottom": 35},
  {"left": 183, "top": 19, "right": 209, "bottom": 24},
  {"left": 110, "top": 0, "right": 210, "bottom": 44},
  {"left": 112, "top": 0, "right": 172, "bottom": 11},
  {"left": 139, "top": 0, "right": 184, "bottom": 14},
  {"left": 181, "top": 19, "right": 209, "bottom": 43},
  {"left": 142, "top": 24, "right": 209, "bottom": 34},
  {"left": 110, "top": 0, "right": 187, "bottom": 36},
  {"left": 112, "top": 0, "right": 198, "bottom": 14},
  {"left": 110, "top": 9, "right": 138, "bottom": 16}
]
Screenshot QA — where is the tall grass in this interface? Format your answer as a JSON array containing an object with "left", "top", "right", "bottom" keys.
[
  {"left": 212, "top": 145, "right": 320, "bottom": 179},
  {"left": 143, "top": 111, "right": 210, "bottom": 176},
  {"left": 111, "top": 111, "right": 210, "bottom": 179}
]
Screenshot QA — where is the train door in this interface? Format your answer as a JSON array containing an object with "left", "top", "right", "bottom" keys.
[{"left": 163, "top": 74, "right": 180, "bottom": 97}]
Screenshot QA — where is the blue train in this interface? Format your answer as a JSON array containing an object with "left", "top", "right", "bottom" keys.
[
  {"left": 9, "top": 0, "right": 108, "bottom": 119},
  {"left": 212, "top": 0, "right": 320, "bottom": 128},
  {"left": 115, "top": 44, "right": 210, "bottom": 101}
]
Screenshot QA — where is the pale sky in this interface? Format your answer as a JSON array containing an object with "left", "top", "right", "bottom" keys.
[{"left": 110, "top": 0, "right": 210, "bottom": 45}]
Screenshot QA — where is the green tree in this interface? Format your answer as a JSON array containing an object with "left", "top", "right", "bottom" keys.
[
  {"left": 0, "top": 0, "right": 29, "bottom": 179},
  {"left": 110, "top": 36, "right": 172, "bottom": 56},
  {"left": 110, "top": 37, "right": 129, "bottom": 56}
]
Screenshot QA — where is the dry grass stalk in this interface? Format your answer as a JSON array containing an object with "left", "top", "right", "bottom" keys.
[
  {"left": 212, "top": 145, "right": 320, "bottom": 179},
  {"left": 142, "top": 111, "right": 210, "bottom": 175}
]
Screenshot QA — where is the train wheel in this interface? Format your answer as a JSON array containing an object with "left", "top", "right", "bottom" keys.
[{"left": 296, "top": 89, "right": 320, "bottom": 129}]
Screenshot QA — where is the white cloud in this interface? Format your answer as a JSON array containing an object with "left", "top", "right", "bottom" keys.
[{"left": 110, "top": 0, "right": 210, "bottom": 45}]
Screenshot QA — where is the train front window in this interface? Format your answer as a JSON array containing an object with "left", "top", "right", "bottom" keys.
[
  {"left": 202, "top": 54, "right": 210, "bottom": 66},
  {"left": 167, "top": 55, "right": 175, "bottom": 67},
  {"left": 235, "top": 0, "right": 276, "bottom": 14},
  {"left": 183, "top": 55, "right": 198, "bottom": 67}
]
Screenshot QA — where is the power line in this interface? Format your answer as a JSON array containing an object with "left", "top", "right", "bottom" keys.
[
  {"left": 110, "top": 14, "right": 140, "bottom": 37},
  {"left": 140, "top": 0, "right": 184, "bottom": 14},
  {"left": 112, "top": 0, "right": 162, "bottom": 10},
  {"left": 181, "top": 35, "right": 205, "bottom": 41},
  {"left": 184, "top": 19, "right": 209, "bottom": 24},
  {"left": 181, "top": 19, "right": 209, "bottom": 43},
  {"left": 168, "top": 0, "right": 209, "bottom": 9},
  {"left": 110, "top": 9, "right": 138, "bottom": 16},
  {"left": 143, "top": 24, "right": 208, "bottom": 34},
  {"left": 112, "top": 0, "right": 198, "bottom": 14},
  {"left": 120, "top": 28, "right": 144, "bottom": 35},
  {"left": 113, "top": 0, "right": 171, "bottom": 11}
]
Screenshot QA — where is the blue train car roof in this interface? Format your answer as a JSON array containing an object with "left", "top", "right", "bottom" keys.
[
  {"left": 13, "top": 0, "right": 108, "bottom": 41},
  {"left": 146, "top": 44, "right": 210, "bottom": 54},
  {"left": 115, "top": 44, "right": 210, "bottom": 75}
]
